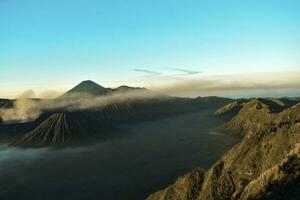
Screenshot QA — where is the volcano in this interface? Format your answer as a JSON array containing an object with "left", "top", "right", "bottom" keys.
[
  {"left": 61, "top": 80, "right": 151, "bottom": 98},
  {"left": 13, "top": 112, "right": 113, "bottom": 147},
  {"left": 61, "top": 80, "right": 108, "bottom": 98}
]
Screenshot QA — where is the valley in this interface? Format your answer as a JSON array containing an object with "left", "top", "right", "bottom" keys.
[
  {"left": 0, "top": 107, "right": 238, "bottom": 200},
  {"left": 1, "top": 81, "right": 299, "bottom": 200}
]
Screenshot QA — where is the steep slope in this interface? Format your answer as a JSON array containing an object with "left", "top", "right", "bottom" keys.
[
  {"left": 12, "top": 112, "right": 113, "bottom": 147},
  {"left": 147, "top": 100, "right": 300, "bottom": 200}
]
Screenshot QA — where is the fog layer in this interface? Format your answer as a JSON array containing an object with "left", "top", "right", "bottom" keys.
[{"left": 0, "top": 110, "right": 238, "bottom": 200}]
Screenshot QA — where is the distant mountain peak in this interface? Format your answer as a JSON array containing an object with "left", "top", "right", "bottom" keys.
[
  {"left": 62, "top": 80, "right": 108, "bottom": 98},
  {"left": 74, "top": 80, "right": 106, "bottom": 90},
  {"left": 61, "top": 80, "right": 156, "bottom": 98},
  {"left": 81, "top": 80, "right": 96, "bottom": 83}
]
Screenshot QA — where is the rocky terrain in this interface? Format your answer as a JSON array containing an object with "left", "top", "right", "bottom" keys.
[{"left": 147, "top": 98, "right": 300, "bottom": 200}]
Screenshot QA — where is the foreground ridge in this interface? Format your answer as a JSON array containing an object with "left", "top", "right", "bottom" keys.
[{"left": 147, "top": 99, "right": 300, "bottom": 200}]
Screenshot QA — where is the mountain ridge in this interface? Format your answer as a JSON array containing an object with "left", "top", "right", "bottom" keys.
[{"left": 147, "top": 99, "right": 300, "bottom": 200}]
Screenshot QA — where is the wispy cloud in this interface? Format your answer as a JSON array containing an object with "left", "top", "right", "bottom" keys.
[
  {"left": 168, "top": 67, "right": 202, "bottom": 75},
  {"left": 133, "top": 69, "right": 161, "bottom": 76}
]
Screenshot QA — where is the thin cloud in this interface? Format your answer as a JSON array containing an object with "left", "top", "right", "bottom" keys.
[
  {"left": 168, "top": 67, "right": 202, "bottom": 75},
  {"left": 133, "top": 69, "right": 161, "bottom": 76}
]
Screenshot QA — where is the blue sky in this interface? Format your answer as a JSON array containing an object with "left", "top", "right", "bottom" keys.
[{"left": 0, "top": 0, "right": 300, "bottom": 97}]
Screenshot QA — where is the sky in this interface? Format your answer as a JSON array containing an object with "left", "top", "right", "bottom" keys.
[{"left": 0, "top": 0, "right": 300, "bottom": 98}]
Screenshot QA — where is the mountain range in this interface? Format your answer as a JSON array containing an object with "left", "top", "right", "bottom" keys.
[
  {"left": 61, "top": 80, "right": 149, "bottom": 98},
  {"left": 0, "top": 80, "right": 231, "bottom": 147},
  {"left": 0, "top": 80, "right": 299, "bottom": 199}
]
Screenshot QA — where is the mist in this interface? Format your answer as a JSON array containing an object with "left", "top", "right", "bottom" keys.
[
  {"left": 0, "top": 110, "right": 239, "bottom": 200},
  {"left": 0, "top": 90, "right": 163, "bottom": 123}
]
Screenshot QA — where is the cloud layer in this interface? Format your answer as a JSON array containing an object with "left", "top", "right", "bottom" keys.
[{"left": 148, "top": 71, "right": 300, "bottom": 97}]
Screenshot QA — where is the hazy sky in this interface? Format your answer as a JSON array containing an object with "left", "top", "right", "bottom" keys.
[{"left": 0, "top": 0, "right": 300, "bottom": 98}]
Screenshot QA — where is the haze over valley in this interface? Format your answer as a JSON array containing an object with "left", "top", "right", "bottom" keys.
[
  {"left": 0, "top": 80, "right": 299, "bottom": 199},
  {"left": 0, "top": 80, "right": 241, "bottom": 199},
  {"left": 1, "top": 1, "right": 299, "bottom": 199}
]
